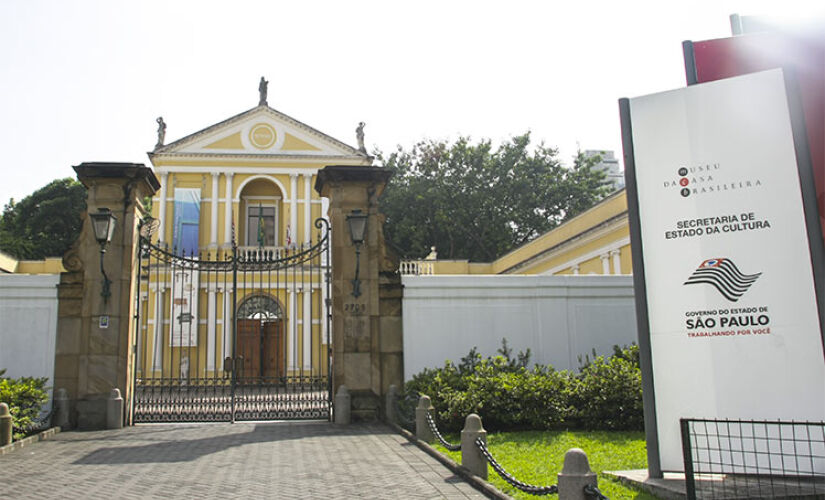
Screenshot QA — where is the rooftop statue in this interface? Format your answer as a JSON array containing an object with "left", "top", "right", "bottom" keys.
[
  {"left": 155, "top": 117, "right": 166, "bottom": 149},
  {"left": 259, "top": 76, "right": 268, "bottom": 106},
  {"left": 356, "top": 121, "right": 366, "bottom": 153}
]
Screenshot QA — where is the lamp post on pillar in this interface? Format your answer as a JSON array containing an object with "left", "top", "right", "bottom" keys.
[
  {"left": 346, "top": 209, "right": 368, "bottom": 298},
  {"left": 89, "top": 208, "right": 117, "bottom": 304},
  {"left": 54, "top": 162, "right": 159, "bottom": 430},
  {"left": 315, "top": 165, "right": 402, "bottom": 422}
]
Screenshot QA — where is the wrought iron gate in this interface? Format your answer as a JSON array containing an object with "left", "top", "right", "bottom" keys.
[{"left": 132, "top": 219, "right": 331, "bottom": 422}]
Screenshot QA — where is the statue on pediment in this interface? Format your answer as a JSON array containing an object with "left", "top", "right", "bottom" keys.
[
  {"left": 259, "top": 77, "right": 268, "bottom": 106},
  {"left": 356, "top": 121, "right": 366, "bottom": 153},
  {"left": 155, "top": 117, "right": 166, "bottom": 149}
]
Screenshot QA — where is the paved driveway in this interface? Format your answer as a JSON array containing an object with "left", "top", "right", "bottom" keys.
[{"left": 0, "top": 422, "right": 486, "bottom": 499}]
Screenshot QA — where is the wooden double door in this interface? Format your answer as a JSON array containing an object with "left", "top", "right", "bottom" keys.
[{"left": 236, "top": 319, "right": 285, "bottom": 381}]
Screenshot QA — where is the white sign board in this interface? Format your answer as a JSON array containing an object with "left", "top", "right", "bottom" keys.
[{"left": 624, "top": 69, "right": 825, "bottom": 472}]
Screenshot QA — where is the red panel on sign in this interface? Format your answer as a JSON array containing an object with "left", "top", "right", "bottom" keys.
[{"left": 690, "top": 32, "right": 825, "bottom": 236}]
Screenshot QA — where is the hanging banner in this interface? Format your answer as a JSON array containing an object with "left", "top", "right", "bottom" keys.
[
  {"left": 621, "top": 68, "right": 825, "bottom": 473},
  {"left": 173, "top": 188, "right": 201, "bottom": 256},
  {"left": 170, "top": 267, "right": 199, "bottom": 347}
]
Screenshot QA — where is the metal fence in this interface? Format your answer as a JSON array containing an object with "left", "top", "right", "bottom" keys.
[
  {"left": 132, "top": 218, "right": 331, "bottom": 423},
  {"left": 681, "top": 418, "right": 825, "bottom": 499}
]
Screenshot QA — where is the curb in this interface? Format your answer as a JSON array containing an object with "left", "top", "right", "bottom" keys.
[
  {"left": 387, "top": 421, "right": 514, "bottom": 500},
  {"left": 603, "top": 469, "right": 686, "bottom": 500},
  {"left": 0, "top": 426, "right": 62, "bottom": 456}
]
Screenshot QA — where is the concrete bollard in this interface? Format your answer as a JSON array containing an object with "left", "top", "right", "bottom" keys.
[
  {"left": 460, "top": 413, "right": 488, "bottom": 480},
  {"left": 557, "top": 448, "right": 597, "bottom": 500},
  {"left": 54, "top": 388, "right": 70, "bottom": 429},
  {"left": 106, "top": 388, "right": 124, "bottom": 430},
  {"left": 334, "top": 385, "right": 351, "bottom": 424},
  {"left": 385, "top": 384, "right": 399, "bottom": 425},
  {"left": 0, "top": 403, "right": 12, "bottom": 446},
  {"left": 415, "top": 395, "right": 435, "bottom": 443}
]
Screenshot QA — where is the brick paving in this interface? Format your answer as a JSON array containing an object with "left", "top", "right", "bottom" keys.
[{"left": 0, "top": 421, "right": 487, "bottom": 499}]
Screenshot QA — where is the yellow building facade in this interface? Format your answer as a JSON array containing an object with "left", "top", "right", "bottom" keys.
[
  {"left": 405, "top": 189, "right": 632, "bottom": 277},
  {"left": 134, "top": 99, "right": 371, "bottom": 422},
  {"left": 0, "top": 251, "right": 65, "bottom": 274}
]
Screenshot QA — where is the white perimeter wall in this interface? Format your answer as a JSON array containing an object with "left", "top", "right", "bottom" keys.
[
  {"left": 402, "top": 275, "right": 637, "bottom": 380},
  {"left": 0, "top": 274, "right": 60, "bottom": 392}
]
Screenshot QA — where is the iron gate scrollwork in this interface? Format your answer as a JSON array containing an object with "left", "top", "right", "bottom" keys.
[{"left": 132, "top": 218, "right": 332, "bottom": 422}]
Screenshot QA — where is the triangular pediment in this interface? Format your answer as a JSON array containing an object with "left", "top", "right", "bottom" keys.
[{"left": 151, "top": 106, "right": 366, "bottom": 159}]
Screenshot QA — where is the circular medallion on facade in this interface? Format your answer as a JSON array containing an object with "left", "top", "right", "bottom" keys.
[{"left": 249, "top": 123, "right": 277, "bottom": 149}]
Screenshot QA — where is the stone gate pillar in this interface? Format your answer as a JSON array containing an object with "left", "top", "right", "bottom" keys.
[
  {"left": 55, "top": 163, "right": 159, "bottom": 429},
  {"left": 315, "top": 165, "right": 403, "bottom": 421}
]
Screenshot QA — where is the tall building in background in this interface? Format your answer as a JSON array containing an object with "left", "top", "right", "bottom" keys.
[{"left": 584, "top": 149, "right": 624, "bottom": 191}]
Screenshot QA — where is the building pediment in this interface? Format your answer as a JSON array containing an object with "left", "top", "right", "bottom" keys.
[{"left": 150, "top": 105, "right": 367, "bottom": 161}]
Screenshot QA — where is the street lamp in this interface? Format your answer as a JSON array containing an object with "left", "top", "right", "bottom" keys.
[
  {"left": 346, "top": 209, "right": 368, "bottom": 298},
  {"left": 89, "top": 208, "right": 117, "bottom": 303}
]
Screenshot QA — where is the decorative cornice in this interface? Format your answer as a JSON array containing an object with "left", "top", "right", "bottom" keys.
[
  {"left": 73, "top": 162, "right": 161, "bottom": 192},
  {"left": 500, "top": 212, "right": 629, "bottom": 274},
  {"left": 314, "top": 165, "right": 392, "bottom": 196},
  {"left": 151, "top": 105, "right": 369, "bottom": 159},
  {"left": 149, "top": 152, "right": 370, "bottom": 163}
]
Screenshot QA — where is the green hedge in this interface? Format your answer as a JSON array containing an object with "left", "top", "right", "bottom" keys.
[
  {"left": 405, "top": 341, "right": 642, "bottom": 432},
  {"left": 0, "top": 369, "right": 49, "bottom": 440}
]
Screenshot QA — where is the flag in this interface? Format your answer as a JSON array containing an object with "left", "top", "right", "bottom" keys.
[{"left": 684, "top": 258, "right": 761, "bottom": 302}]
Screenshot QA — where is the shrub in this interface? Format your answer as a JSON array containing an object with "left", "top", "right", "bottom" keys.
[
  {"left": 440, "top": 360, "right": 574, "bottom": 432},
  {"left": 568, "top": 345, "right": 644, "bottom": 430},
  {"left": 403, "top": 341, "right": 643, "bottom": 432},
  {"left": 0, "top": 369, "right": 49, "bottom": 440}
]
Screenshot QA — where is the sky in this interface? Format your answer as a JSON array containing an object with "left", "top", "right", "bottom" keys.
[{"left": 0, "top": 0, "right": 822, "bottom": 206}]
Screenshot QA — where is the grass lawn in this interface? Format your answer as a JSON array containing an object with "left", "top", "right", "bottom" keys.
[{"left": 433, "top": 430, "right": 659, "bottom": 500}]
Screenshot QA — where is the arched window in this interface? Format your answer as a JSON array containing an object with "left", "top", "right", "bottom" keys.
[
  {"left": 237, "top": 294, "right": 283, "bottom": 320},
  {"left": 238, "top": 178, "right": 283, "bottom": 248}
]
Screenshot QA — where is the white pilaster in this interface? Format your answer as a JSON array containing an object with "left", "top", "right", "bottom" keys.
[
  {"left": 207, "top": 286, "right": 216, "bottom": 370},
  {"left": 287, "top": 289, "right": 296, "bottom": 369},
  {"left": 601, "top": 253, "right": 611, "bottom": 275},
  {"left": 152, "top": 288, "right": 163, "bottom": 370},
  {"left": 303, "top": 289, "right": 311, "bottom": 370},
  {"left": 290, "top": 174, "right": 298, "bottom": 247},
  {"left": 157, "top": 172, "right": 168, "bottom": 243},
  {"left": 224, "top": 173, "right": 234, "bottom": 246},
  {"left": 321, "top": 272, "right": 329, "bottom": 354},
  {"left": 610, "top": 249, "right": 622, "bottom": 275},
  {"left": 223, "top": 287, "right": 233, "bottom": 369},
  {"left": 137, "top": 295, "right": 148, "bottom": 373},
  {"left": 210, "top": 173, "right": 219, "bottom": 248},
  {"left": 303, "top": 173, "right": 312, "bottom": 246}
]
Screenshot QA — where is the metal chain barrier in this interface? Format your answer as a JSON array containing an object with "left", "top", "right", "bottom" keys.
[
  {"left": 583, "top": 483, "right": 609, "bottom": 499},
  {"left": 426, "top": 410, "right": 461, "bottom": 451},
  {"left": 25, "top": 407, "right": 55, "bottom": 432},
  {"left": 475, "top": 437, "right": 559, "bottom": 496}
]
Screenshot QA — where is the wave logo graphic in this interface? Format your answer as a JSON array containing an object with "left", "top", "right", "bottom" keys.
[{"left": 683, "top": 258, "right": 761, "bottom": 302}]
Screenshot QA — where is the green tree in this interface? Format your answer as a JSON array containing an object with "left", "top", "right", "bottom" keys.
[
  {"left": 378, "top": 134, "right": 610, "bottom": 261},
  {"left": 0, "top": 178, "right": 87, "bottom": 259}
]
